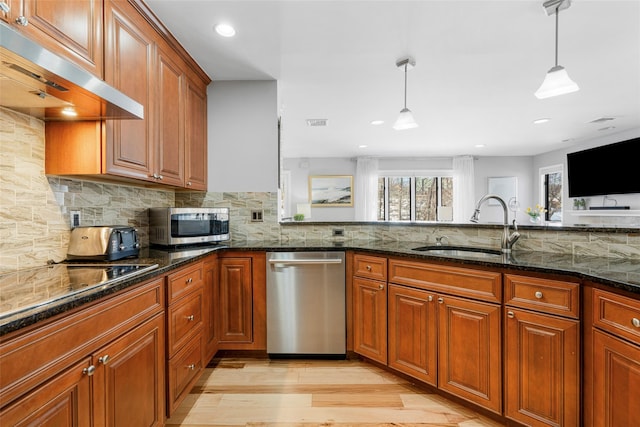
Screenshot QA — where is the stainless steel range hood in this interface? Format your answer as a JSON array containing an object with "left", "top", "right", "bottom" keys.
[{"left": 0, "top": 22, "right": 143, "bottom": 120}]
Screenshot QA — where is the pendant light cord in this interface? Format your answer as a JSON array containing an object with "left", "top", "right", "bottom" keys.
[
  {"left": 554, "top": 6, "right": 560, "bottom": 67},
  {"left": 403, "top": 63, "right": 408, "bottom": 109}
]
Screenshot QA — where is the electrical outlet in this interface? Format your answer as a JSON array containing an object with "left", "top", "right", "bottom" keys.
[
  {"left": 70, "top": 210, "right": 81, "bottom": 228},
  {"left": 332, "top": 228, "right": 344, "bottom": 236},
  {"left": 251, "top": 209, "right": 264, "bottom": 222}
]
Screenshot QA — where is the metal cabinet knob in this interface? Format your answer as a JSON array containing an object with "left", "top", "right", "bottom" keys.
[
  {"left": 507, "top": 311, "right": 515, "bottom": 318},
  {"left": 187, "top": 364, "right": 196, "bottom": 370},
  {"left": 187, "top": 181, "right": 192, "bottom": 186},
  {"left": 0, "top": 2, "right": 11, "bottom": 13},
  {"left": 366, "top": 265, "right": 372, "bottom": 271},
  {"left": 98, "top": 355, "right": 110, "bottom": 365},
  {"left": 534, "top": 291, "right": 543, "bottom": 299},
  {"left": 15, "top": 15, "right": 28, "bottom": 26},
  {"left": 632, "top": 318, "right": 640, "bottom": 328},
  {"left": 378, "top": 284, "right": 384, "bottom": 290},
  {"left": 427, "top": 295, "right": 433, "bottom": 302},
  {"left": 186, "top": 315, "right": 194, "bottom": 321},
  {"left": 83, "top": 365, "right": 96, "bottom": 376},
  {"left": 158, "top": 175, "right": 164, "bottom": 180},
  {"left": 437, "top": 297, "right": 444, "bottom": 304},
  {"left": 186, "top": 277, "right": 193, "bottom": 284}
]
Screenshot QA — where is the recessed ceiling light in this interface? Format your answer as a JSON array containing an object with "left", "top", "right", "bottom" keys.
[
  {"left": 474, "top": 144, "right": 485, "bottom": 148},
  {"left": 533, "top": 118, "right": 551, "bottom": 124},
  {"left": 214, "top": 23, "right": 236, "bottom": 37},
  {"left": 358, "top": 145, "right": 368, "bottom": 148},
  {"left": 370, "top": 120, "right": 384, "bottom": 126}
]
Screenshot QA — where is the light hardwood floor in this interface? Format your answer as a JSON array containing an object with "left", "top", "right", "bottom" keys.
[{"left": 166, "top": 358, "right": 506, "bottom": 426}]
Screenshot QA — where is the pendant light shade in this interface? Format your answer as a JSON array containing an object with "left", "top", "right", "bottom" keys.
[
  {"left": 393, "top": 108, "right": 418, "bottom": 130},
  {"left": 535, "top": 0, "right": 579, "bottom": 99},
  {"left": 535, "top": 65, "right": 579, "bottom": 99},
  {"left": 393, "top": 57, "right": 418, "bottom": 130}
]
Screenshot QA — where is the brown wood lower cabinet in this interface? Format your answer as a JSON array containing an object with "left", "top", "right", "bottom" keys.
[
  {"left": 218, "top": 253, "right": 267, "bottom": 350},
  {"left": 504, "top": 308, "right": 579, "bottom": 426},
  {"left": 388, "top": 284, "right": 437, "bottom": 386},
  {"left": 353, "top": 277, "right": 387, "bottom": 364},
  {"left": 592, "top": 329, "right": 640, "bottom": 426},
  {"left": 0, "top": 357, "right": 92, "bottom": 426},
  {"left": 437, "top": 294, "right": 502, "bottom": 414},
  {"left": 0, "top": 278, "right": 165, "bottom": 426},
  {"left": 93, "top": 313, "right": 165, "bottom": 426}
]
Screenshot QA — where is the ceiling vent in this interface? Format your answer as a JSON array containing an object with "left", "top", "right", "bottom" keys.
[
  {"left": 588, "top": 117, "right": 616, "bottom": 124},
  {"left": 306, "top": 119, "right": 328, "bottom": 127}
]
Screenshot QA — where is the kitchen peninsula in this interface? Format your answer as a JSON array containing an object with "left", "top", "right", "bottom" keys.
[{"left": 2, "top": 239, "right": 640, "bottom": 426}]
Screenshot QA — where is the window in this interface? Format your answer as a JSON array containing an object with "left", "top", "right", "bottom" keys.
[
  {"left": 378, "top": 175, "right": 453, "bottom": 222},
  {"left": 540, "top": 165, "right": 562, "bottom": 222}
]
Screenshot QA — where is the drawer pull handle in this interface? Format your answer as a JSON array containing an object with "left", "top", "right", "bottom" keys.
[
  {"left": 437, "top": 297, "right": 444, "bottom": 304},
  {"left": 534, "top": 291, "right": 543, "bottom": 299},
  {"left": 366, "top": 265, "right": 372, "bottom": 271},
  {"left": 378, "top": 284, "right": 384, "bottom": 290},
  {"left": 186, "top": 315, "right": 195, "bottom": 321},
  {"left": 507, "top": 311, "right": 515, "bottom": 318},
  {"left": 83, "top": 365, "right": 96, "bottom": 376},
  {"left": 98, "top": 355, "right": 110, "bottom": 365},
  {"left": 632, "top": 318, "right": 640, "bottom": 328},
  {"left": 187, "top": 364, "right": 196, "bottom": 370},
  {"left": 427, "top": 295, "right": 433, "bottom": 302},
  {"left": 186, "top": 277, "right": 193, "bottom": 284}
]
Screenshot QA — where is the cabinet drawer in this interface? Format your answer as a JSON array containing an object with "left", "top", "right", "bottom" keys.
[
  {"left": 592, "top": 288, "right": 640, "bottom": 343},
  {"left": 504, "top": 274, "right": 579, "bottom": 319},
  {"left": 353, "top": 254, "right": 387, "bottom": 281},
  {"left": 167, "top": 262, "right": 203, "bottom": 303},
  {"left": 389, "top": 259, "right": 501, "bottom": 303},
  {"left": 167, "top": 290, "right": 203, "bottom": 356},
  {"left": 168, "top": 336, "right": 203, "bottom": 415}
]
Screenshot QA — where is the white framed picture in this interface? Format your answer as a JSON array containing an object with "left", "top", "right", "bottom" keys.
[{"left": 309, "top": 175, "right": 353, "bottom": 207}]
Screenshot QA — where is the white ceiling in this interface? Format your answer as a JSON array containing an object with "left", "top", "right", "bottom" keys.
[{"left": 145, "top": 0, "right": 640, "bottom": 158}]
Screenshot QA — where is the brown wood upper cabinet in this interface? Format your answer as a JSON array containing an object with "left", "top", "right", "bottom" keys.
[
  {"left": 44, "top": 0, "right": 209, "bottom": 190},
  {"left": 1, "top": 0, "right": 103, "bottom": 77}
]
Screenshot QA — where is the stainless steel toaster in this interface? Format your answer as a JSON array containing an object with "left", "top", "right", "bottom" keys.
[{"left": 67, "top": 226, "right": 140, "bottom": 261}]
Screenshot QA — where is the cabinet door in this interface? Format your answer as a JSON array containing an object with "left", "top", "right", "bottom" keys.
[
  {"left": 353, "top": 277, "right": 387, "bottom": 364},
  {"left": 9, "top": 0, "right": 103, "bottom": 77},
  {"left": 438, "top": 294, "right": 501, "bottom": 414},
  {"left": 203, "top": 255, "right": 219, "bottom": 362},
  {"left": 388, "top": 284, "right": 437, "bottom": 386},
  {"left": 219, "top": 257, "right": 254, "bottom": 343},
  {"left": 184, "top": 77, "right": 208, "bottom": 190},
  {"left": 593, "top": 329, "right": 640, "bottom": 427},
  {"left": 104, "top": 0, "right": 155, "bottom": 181},
  {"left": 505, "top": 308, "right": 579, "bottom": 426},
  {"left": 92, "top": 314, "right": 165, "bottom": 427},
  {"left": 0, "top": 358, "right": 91, "bottom": 426},
  {"left": 156, "top": 46, "right": 185, "bottom": 187}
]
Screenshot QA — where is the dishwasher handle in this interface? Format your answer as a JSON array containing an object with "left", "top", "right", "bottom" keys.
[{"left": 268, "top": 258, "right": 343, "bottom": 265}]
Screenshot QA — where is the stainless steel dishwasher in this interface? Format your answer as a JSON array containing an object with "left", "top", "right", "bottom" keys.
[{"left": 266, "top": 251, "right": 346, "bottom": 357}]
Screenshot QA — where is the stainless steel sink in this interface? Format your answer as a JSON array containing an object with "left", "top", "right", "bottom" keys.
[{"left": 412, "top": 245, "right": 503, "bottom": 258}]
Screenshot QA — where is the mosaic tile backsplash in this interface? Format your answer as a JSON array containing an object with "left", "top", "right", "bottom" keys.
[{"left": 2, "top": 106, "right": 640, "bottom": 273}]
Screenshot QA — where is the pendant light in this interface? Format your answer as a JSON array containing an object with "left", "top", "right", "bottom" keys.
[
  {"left": 393, "top": 57, "right": 418, "bottom": 130},
  {"left": 535, "top": 0, "right": 579, "bottom": 99}
]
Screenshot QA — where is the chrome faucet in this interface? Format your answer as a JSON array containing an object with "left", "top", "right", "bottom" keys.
[{"left": 470, "top": 194, "right": 521, "bottom": 253}]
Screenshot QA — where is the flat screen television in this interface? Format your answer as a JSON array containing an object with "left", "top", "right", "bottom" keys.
[{"left": 567, "top": 137, "right": 640, "bottom": 197}]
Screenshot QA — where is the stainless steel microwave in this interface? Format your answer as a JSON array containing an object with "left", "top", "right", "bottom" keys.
[{"left": 149, "top": 207, "right": 230, "bottom": 246}]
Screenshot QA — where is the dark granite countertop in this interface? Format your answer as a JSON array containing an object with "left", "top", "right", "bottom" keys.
[{"left": 2, "top": 241, "right": 640, "bottom": 337}]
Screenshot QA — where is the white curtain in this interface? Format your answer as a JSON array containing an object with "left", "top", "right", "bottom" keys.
[
  {"left": 354, "top": 157, "right": 379, "bottom": 221},
  {"left": 452, "top": 155, "right": 475, "bottom": 222}
]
